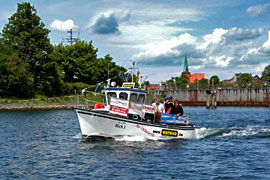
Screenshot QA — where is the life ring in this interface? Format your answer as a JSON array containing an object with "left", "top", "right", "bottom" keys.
[{"left": 94, "top": 103, "right": 104, "bottom": 109}]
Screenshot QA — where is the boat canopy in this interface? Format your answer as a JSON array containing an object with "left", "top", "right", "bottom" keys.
[{"left": 102, "top": 87, "right": 147, "bottom": 105}]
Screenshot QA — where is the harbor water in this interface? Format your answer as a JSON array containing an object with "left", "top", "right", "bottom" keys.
[{"left": 0, "top": 107, "right": 270, "bottom": 179}]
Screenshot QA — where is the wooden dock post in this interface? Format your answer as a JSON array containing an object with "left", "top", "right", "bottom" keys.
[{"left": 206, "top": 89, "right": 217, "bottom": 109}]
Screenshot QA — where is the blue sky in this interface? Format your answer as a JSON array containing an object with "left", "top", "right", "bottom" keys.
[{"left": 0, "top": 0, "right": 270, "bottom": 83}]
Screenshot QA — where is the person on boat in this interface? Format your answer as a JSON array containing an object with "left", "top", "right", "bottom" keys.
[
  {"left": 170, "top": 100, "right": 184, "bottom": 116},
  {"left": 164, "top": 96, "right": 173, "bottom": 114},
  {"left": 152, "top": 98, "right": 163, "bottom": 112},
  {"left": 162, "top": 97, "right": 168, "bottom": 113},
  {"left": 152, "top": 98, "right": 163, "bottom": 122}
]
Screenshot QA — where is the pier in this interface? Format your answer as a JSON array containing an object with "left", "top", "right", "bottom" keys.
[{"left": 149, "top": 88, "right": 270, "bottom": 107}]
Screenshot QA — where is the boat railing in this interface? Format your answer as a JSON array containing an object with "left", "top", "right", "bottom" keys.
[{"left": 74, "top": 89, "right": 105, "bottom": 109}]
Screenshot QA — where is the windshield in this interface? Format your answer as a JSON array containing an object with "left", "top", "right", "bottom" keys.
[
  {"left": 130, "top": 93, "right": 138, "bottom": 103},
  {"left": 138, "top": 94, "right": 145, "bottom": 104},
  {"left": 119, "top": 92, "right": 128, "bottom": 100},
  {"left": 107, "top": 92, "right": 116, "bottom": 104}
]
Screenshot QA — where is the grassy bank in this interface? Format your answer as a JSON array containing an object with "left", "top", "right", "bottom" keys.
[
  {"left": 0, "top": 95, "right": 76, "bottom": 106},
  {"left": 0, "top": 93, "right": 103, "bottom": 110},
  {"left": 0, "top": 93, "right": 162, "bottom": 111}
]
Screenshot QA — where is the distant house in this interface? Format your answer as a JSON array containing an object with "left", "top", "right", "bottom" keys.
[
  {"left": 160, "top": 82, "right": 171, "bottom": 90},
  {"left": 147, "top": 84, "right": 160, "bottom": 91},
  {"left": 231, "top": 73, "right": 241, "bottom": 84},
  {"left": 181, "top": 55, "right": 205, "bottom": 83},
  {"left": 251, "top": 76, "right": 261, "bottom": 84},
  {"left": 188, "top": 74, "right": 205, "bottom": 83},
  {"left": 222, "top": 79, "right": 232, "bottom": 87}
]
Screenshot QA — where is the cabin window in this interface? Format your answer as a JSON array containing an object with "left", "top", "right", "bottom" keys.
[
  {"left": 138, "top": 94, "right": 145, "bottom": 104},
  {"left": 130, "top": 93, "right": 138, "bottom": 103},
  {"left": 107, "top": 92, "right": 117, "bottom": 104},
  {"left": 119, "top": 92, "right": 128, "bottom": 100}
]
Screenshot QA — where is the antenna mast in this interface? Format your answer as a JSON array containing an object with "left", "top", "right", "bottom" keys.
[
  {"left": 62, "top": 29, "right": 79, "bottom": 45},
  {"left": 128, "top": 60, "right": 138, "bottom": 83}
]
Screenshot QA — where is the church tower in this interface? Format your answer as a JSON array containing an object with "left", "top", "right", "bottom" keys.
[
  {"left": 181, "top": 54, "right": 205, "bottom": 84},
  {"left": 182, "top": 54, "right": 190, "bottom": 75}
]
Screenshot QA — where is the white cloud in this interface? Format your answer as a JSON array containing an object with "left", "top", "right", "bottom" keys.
[
  {"left": 262, "top": 31, "right": 270, "bottom": 48},
  {"left": 134, "top": 33, "right": 197, "bottom": 59},
  {"left": 49, "top": 19, "right": 79, "bottom": 32},
  {"left": 133, "top": 7, "right": 206, "bottom": 23},
  {"left": 115, "top": 23, "right": 192, "bottom": 48},
  {"left": 240, "top": 31, "right": 270, "bottom": 61},
  {"left": 247, "top": 3, "right": 270, "bottom": 17},
  {"left": 213, "top": 56, "right": 233, "bottom": 67},
  {"left": 200, "top": 28, "right": 228, "bottom": 49}
]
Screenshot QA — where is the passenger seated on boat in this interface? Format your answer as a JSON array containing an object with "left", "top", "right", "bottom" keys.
[{"left": 170, "top": 100, "right": 183, "bottom": 116}]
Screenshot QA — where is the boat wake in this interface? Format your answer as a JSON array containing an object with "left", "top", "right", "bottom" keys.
[
  {"left": 114, "top": 135, "right": 148, "bottom": 142},
  {"left": 194, "top": 126, "right": 270, "bottom": 139},
  {"left": 220, "top": 126, "right": 270, "bottom": 138},
  {"left": 195, "top": 127, "right": 224, "bottom": 139},
  {"left": 72, "top": 133, "right": 82, "bottom": 139}
]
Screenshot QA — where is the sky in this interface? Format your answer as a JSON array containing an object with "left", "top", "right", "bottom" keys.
[{"left": 0, "top": 0, "right": 270, "bottom": 83}]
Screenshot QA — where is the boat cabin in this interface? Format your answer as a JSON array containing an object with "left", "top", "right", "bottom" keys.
[{"left": 102, "top": 87, "right": 147, "bottom": 105}]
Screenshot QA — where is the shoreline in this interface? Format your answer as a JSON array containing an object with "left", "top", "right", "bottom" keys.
[
  {"left": 0, "top": 103, "right": 269, "bottom": 111},
  {"left": 0, "top": 105, "right": 77, "bottom": 111}
]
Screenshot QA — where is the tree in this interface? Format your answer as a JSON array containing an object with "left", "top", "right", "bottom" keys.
[
  {"left": 198, "top": 78, "right": 208, "bottom": 89},
  {"left": 1, "top": 2, "right": 63, "bottom": 96},
  {"left": 53, "top": 41, "right": 98, "bottom": 83},
  {"left": 143, "top": 81, "right": 150, "bottom": 89},
  {"left": 210, "top": 75, "right": 220, "bottom": 88},
  {"left": 175, "top": 75, "right": 189, "bottom": 88},
  {"left": 0, "top": 38, "right": 10, "bottom": 96},
  {"left": 53, "top": 41, "right": 126, "bottom": 85},
  {"left": 237, "top": 73, "right": 252, "bottom": 88},
  {"left": 262, "top": 64, "right": 270, "bottom": 81},
  {"left": 6, "top": 53, "right": 34, "bottom": 97},
  {"left": 167, "top": 75, "right": 188, "bottom": 89}
]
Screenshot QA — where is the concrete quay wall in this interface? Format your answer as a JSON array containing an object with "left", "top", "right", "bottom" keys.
[{"left": 162, "top": 88, "right": 270, "bottom": 107}]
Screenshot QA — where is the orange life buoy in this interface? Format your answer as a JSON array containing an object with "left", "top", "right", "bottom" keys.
[{"left": 94, "top": 103, "right": 104, "bottom": 109}]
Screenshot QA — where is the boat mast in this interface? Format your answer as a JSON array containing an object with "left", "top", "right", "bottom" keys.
[{"left": 128, "top": 60, "right": 138, "bottom": 83}]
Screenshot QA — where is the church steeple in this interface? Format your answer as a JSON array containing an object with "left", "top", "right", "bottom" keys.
[{"left": 183, "top": 54, "right": 189, "bottom": 73}]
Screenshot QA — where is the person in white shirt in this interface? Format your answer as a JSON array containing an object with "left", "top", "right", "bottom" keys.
[
  {"left": 152, "top": 99, "right": 163, "bottom": 122},
  {"left": 152, "top": 98, "right": 163, "bottom": 112}
]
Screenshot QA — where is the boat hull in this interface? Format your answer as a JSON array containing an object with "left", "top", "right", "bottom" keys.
[{"left": 74, "top": 108, "right": 196, "bottom": 139}]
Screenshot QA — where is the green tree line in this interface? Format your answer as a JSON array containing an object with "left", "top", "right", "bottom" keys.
[{"left": 0, "top": 2, "right": 126, "bottom": 98}]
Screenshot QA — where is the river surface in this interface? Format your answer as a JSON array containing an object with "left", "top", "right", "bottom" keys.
[{"left": 0, "top": 107, "right": 270, "bottom": 179}]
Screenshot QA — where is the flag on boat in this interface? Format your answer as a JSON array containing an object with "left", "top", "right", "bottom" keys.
[
  {"left": 120, "top": 73, "right": 125, "bottom": 81},
  {"left": 136, "top": 71, "right": 140, "bottom": 82},
  {"left": 125, "top": 73, "right": 129, "bottom": 82},
  {"left": 94, "top": 83, "right": 102, "bottom": 96}
]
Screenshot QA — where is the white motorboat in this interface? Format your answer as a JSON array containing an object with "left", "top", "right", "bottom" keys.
[{"left": 74, "top": 82, "right": 196, "bottom": 140}]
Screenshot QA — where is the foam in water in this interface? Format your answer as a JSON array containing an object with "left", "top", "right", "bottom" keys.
[
  {"left": 114, "top": 135, "right": 148, "bottom": 142},
  {"left": 195, "top": 127, "right": 222, "bottom": 139},
  {"left": 221, "top": 126, "right": 270, "bottom": 137},
  {"left": 72, "top": 133, "right": 82, "bottom": 139}
]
